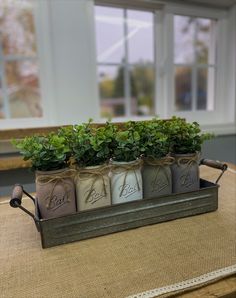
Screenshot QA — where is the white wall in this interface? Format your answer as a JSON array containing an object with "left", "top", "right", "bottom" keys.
[
  {"left": 48, "top": 0, "right": 99, "bottom": 125},
  {"left": 50, "top": 0, "right": 99, "bottom": 125},
  {"left": 34, "top": 0, "right": 100, "bottom": 127}
]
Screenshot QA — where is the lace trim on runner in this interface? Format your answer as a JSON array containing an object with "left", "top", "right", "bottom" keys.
[{"left": 126, "top": 264, "right": 236, "bottom": 298}]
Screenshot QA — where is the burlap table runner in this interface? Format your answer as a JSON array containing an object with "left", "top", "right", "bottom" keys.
[{"left": 0, "top": 165, "right": 235, "bottom": 298}]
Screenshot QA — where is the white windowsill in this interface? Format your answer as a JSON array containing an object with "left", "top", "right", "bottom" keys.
[{"left": 201, "top": 123, "right": 236, "bottom": 136}]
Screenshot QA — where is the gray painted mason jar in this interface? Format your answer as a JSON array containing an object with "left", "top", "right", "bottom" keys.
[
  {"left": 110, "top": 160, "right": 143, "bottom": 204},
  {"left": 171, "top": 153, "right": 200, "bottom": 193},
  {"left": 36, "top": 168, "right": 76, "bottom": 219},
  {"left": 142, "top": 157, "right": 174, "bottom": 199}
]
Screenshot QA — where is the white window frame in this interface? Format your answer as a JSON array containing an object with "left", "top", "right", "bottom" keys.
[
  {"left": 95, "top": 1, "right": 236, "bottom": 135},
  {"left": 0, "top": 0, "right": 56, "bottom": 129},
  {"left": 96, "top": 5, "right": 156, "bottom": 118},
  {"left": 160, "top": 4, "right": 233, "bottom": 128},
  {"left": 173, "top": 16, "right": 216, "bottom": 111},
  {"left": 0, "top": 0, "right": 235, "bottom": 136}
]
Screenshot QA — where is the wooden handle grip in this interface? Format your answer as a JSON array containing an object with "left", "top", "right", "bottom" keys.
[
  {"left": 200, "top": 159, "right": 228, "bottom": 171},
  {"left": 10, "top": 185, "right": 23, "bottom": 208}
]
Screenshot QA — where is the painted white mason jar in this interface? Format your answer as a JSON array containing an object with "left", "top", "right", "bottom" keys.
[
  {"left": 110, "top": 160, "right": 143, "bottom": 204},
  {"left": 75, "top": 164, "right": 111, "bottom": 211}
]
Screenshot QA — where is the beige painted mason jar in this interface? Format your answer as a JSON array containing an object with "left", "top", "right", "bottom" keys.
[
  {"left": 110, "top": 160, "right": 143, "bottom": 204},
  {"left": 75, "top": 164, "right": 111, "bottom": 211},
  {"left": 36, "top": 168, "right": 76, "bottom": 219}
]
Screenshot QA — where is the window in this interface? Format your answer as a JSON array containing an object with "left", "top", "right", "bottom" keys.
[
  {"left": 95, "top": 5, "right": 155, "bottom": 118},
  {"left": 0, "top": 1, "right": 233, "bottom": 132},
  {"left": 0, "top": 0, "right": 42, "bottom": 120},
  {"left": 174, "top": 15, "right": 216, "bottom": 112}
]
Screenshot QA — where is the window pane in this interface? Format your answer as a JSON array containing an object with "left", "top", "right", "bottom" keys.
[
  {"left": 196, "top": 18, "right": 216, "bottom": 64},
  {"left": 95, "top": 6, "right": 125, "bottom": 63},
  {"left": 174, "top": 15, "right": 195, "bottom": 64},
  {"left": 197, "top": 67, "right": 215, "bottom": 111},
  {"left": 0, "top": 0, "right": 37, "bottom": 56},
  {"left": 130, "top": 64, "right": 155, "bottom": 116},
  {"left": 6, "top": 60, "right": 42, "bottom": 118},
  {"left": 98, "top": 65, "right": 125, "bottom": 118},
  {"left": 0, "top": 80, "right": 5, "bottom": 118},
  {"left": 175, "top": 66, "right": 192, "bottom": 111},
  {"left": 127, "top": 10, "right": 154, "bottom": 64}
]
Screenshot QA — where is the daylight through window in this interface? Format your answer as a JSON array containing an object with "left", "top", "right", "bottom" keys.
[
  {"left": 95, "top": 6, "right": 155, "bottom": 118},
  {"left": 0, "top": 0, "right": 42, "bottom": 119},
  {"left": 174, "top": 15, "right": 217, "bottom": 112}
]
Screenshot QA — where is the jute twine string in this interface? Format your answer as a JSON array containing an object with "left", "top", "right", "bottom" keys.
[
  {"left": 176, "top": 153, "right": 199, "bottom": 166},
  {"left": 75, "top": 165, "right": 110, "bottom": 203},
  {"left": 110, "top": 159, "right": 143, "bottom": 198},
  {"left": 144, "top": 156, "right": 175, "bottom": 185},
  {"left": 176, "top": 153, "right": 200, "bottom": 185},
  {"left": 36, "top": 169, "right": 76, "bottom": 209}
]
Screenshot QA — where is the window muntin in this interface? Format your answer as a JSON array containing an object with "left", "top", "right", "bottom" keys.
[
  {"left": 174, "top": 15, "right": 217, "bottom": 112},
  {"left": 95, "top": 5, "right": 155, "bottom": 118},
  {"left": 0, "top": 0, "right": 42, "bottom": 119}
]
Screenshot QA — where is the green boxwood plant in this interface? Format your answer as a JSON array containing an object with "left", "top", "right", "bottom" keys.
[
  {"left": 162, "top": 117, "right": 213, "bottom": 154},
  {"left": 13, "top": 133, "right": 71, "bottom": 171},
  {"left": 71, "top": 121, "right": 116, "bottom": 167},
  {"left": 134, "top": 120, "right": 170, "bottom": 159},
  {"left": 112, "top": 121, "right": 143, "bottom": 162}
]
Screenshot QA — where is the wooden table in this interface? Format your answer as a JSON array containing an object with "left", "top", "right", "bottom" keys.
[{"left": 174, "top": 275, "right": 236, "bottom": 297}]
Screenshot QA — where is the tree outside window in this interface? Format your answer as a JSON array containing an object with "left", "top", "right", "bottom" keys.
[
  {"left": 174, "top": 15, "right": 216, "bottom": 112},
  {"left": 95, "top": 6, "right": 155, "bottom": 118}
]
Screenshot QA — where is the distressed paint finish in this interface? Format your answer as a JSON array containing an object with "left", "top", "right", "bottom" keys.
[
  {"left": 110, "top": 161, "right": 143, "bottom": 205},
  {"left": 75, "top": 165, "right": 111, "bottom": 212},
  {"left": 35, "top": 169, "right": 76, "bottom": 219},
  {"left": 35, "top": 179, "right": 218, "bottom": 248},
  {"left": 171, "top": 154, "right": 200, "bottom": 193},
  {"left": 142, "top": 165, "right": 172, "bottom": 198}
]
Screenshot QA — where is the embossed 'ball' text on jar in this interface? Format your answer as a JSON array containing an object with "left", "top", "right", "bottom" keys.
[
  {"left": 75, "top": 164, "right": 111, "bottom": 211},
  {"left": 171, "top": 153, "right": 200, "bottom": 194},
  {"left": 142, "top": 156, "right": 174, "bottom": 199},
  {"left": 36, "top": 168, "right": 77, "bottom": 219},
  {"left": 110, "top": 160, "right": 143, "bottom": 204}
]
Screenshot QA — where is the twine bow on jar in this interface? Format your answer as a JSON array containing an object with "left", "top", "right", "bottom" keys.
[
  {"left": 36, "top": 169, "right": 76, "bottom": 209},
  {"left": 144, "top": 156, "right": 175, "bottom": 185},
  {"left": 176, "top": 153, "right": 199, "bottom": 167},
  {"left": 75, "top": 165, "right": 110, "bottom": 203},
  {"left": 175, "top": 153, "right": 200, "bottom": 185},
  {"left": 110, "top": 159, "right": 143, "bottom": 198}
]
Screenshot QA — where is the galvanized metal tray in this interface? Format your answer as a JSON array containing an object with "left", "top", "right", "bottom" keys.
[{"left": 9, "top": 159, "right": 227, "bottom": 248}]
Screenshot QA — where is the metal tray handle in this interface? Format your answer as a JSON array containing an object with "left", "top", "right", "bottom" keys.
[
  {"left": 200, "top": 159, "right": 228, "bottom": 183},
  {"left": 9, "top": 184, "right": 37, "bottom": 221}
]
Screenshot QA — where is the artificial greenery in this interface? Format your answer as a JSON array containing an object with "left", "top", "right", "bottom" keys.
[
  {"left": 163, "top": 116, "right": 213, "bottom": 154},
  {"left": 13, "top": 118, "right": 213, "bottom": 168},
  {"left": 134, "top": 120, "right": 170, "bottom": 159},
  {"left": 13, "top": 133, "right": 71, "bottom": 171},
  {"left": 71, "top": 121, "right": 116, "bottom": 167},
  {"left": 112, "top": 121, "right": 141, "bottom": 162}
]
